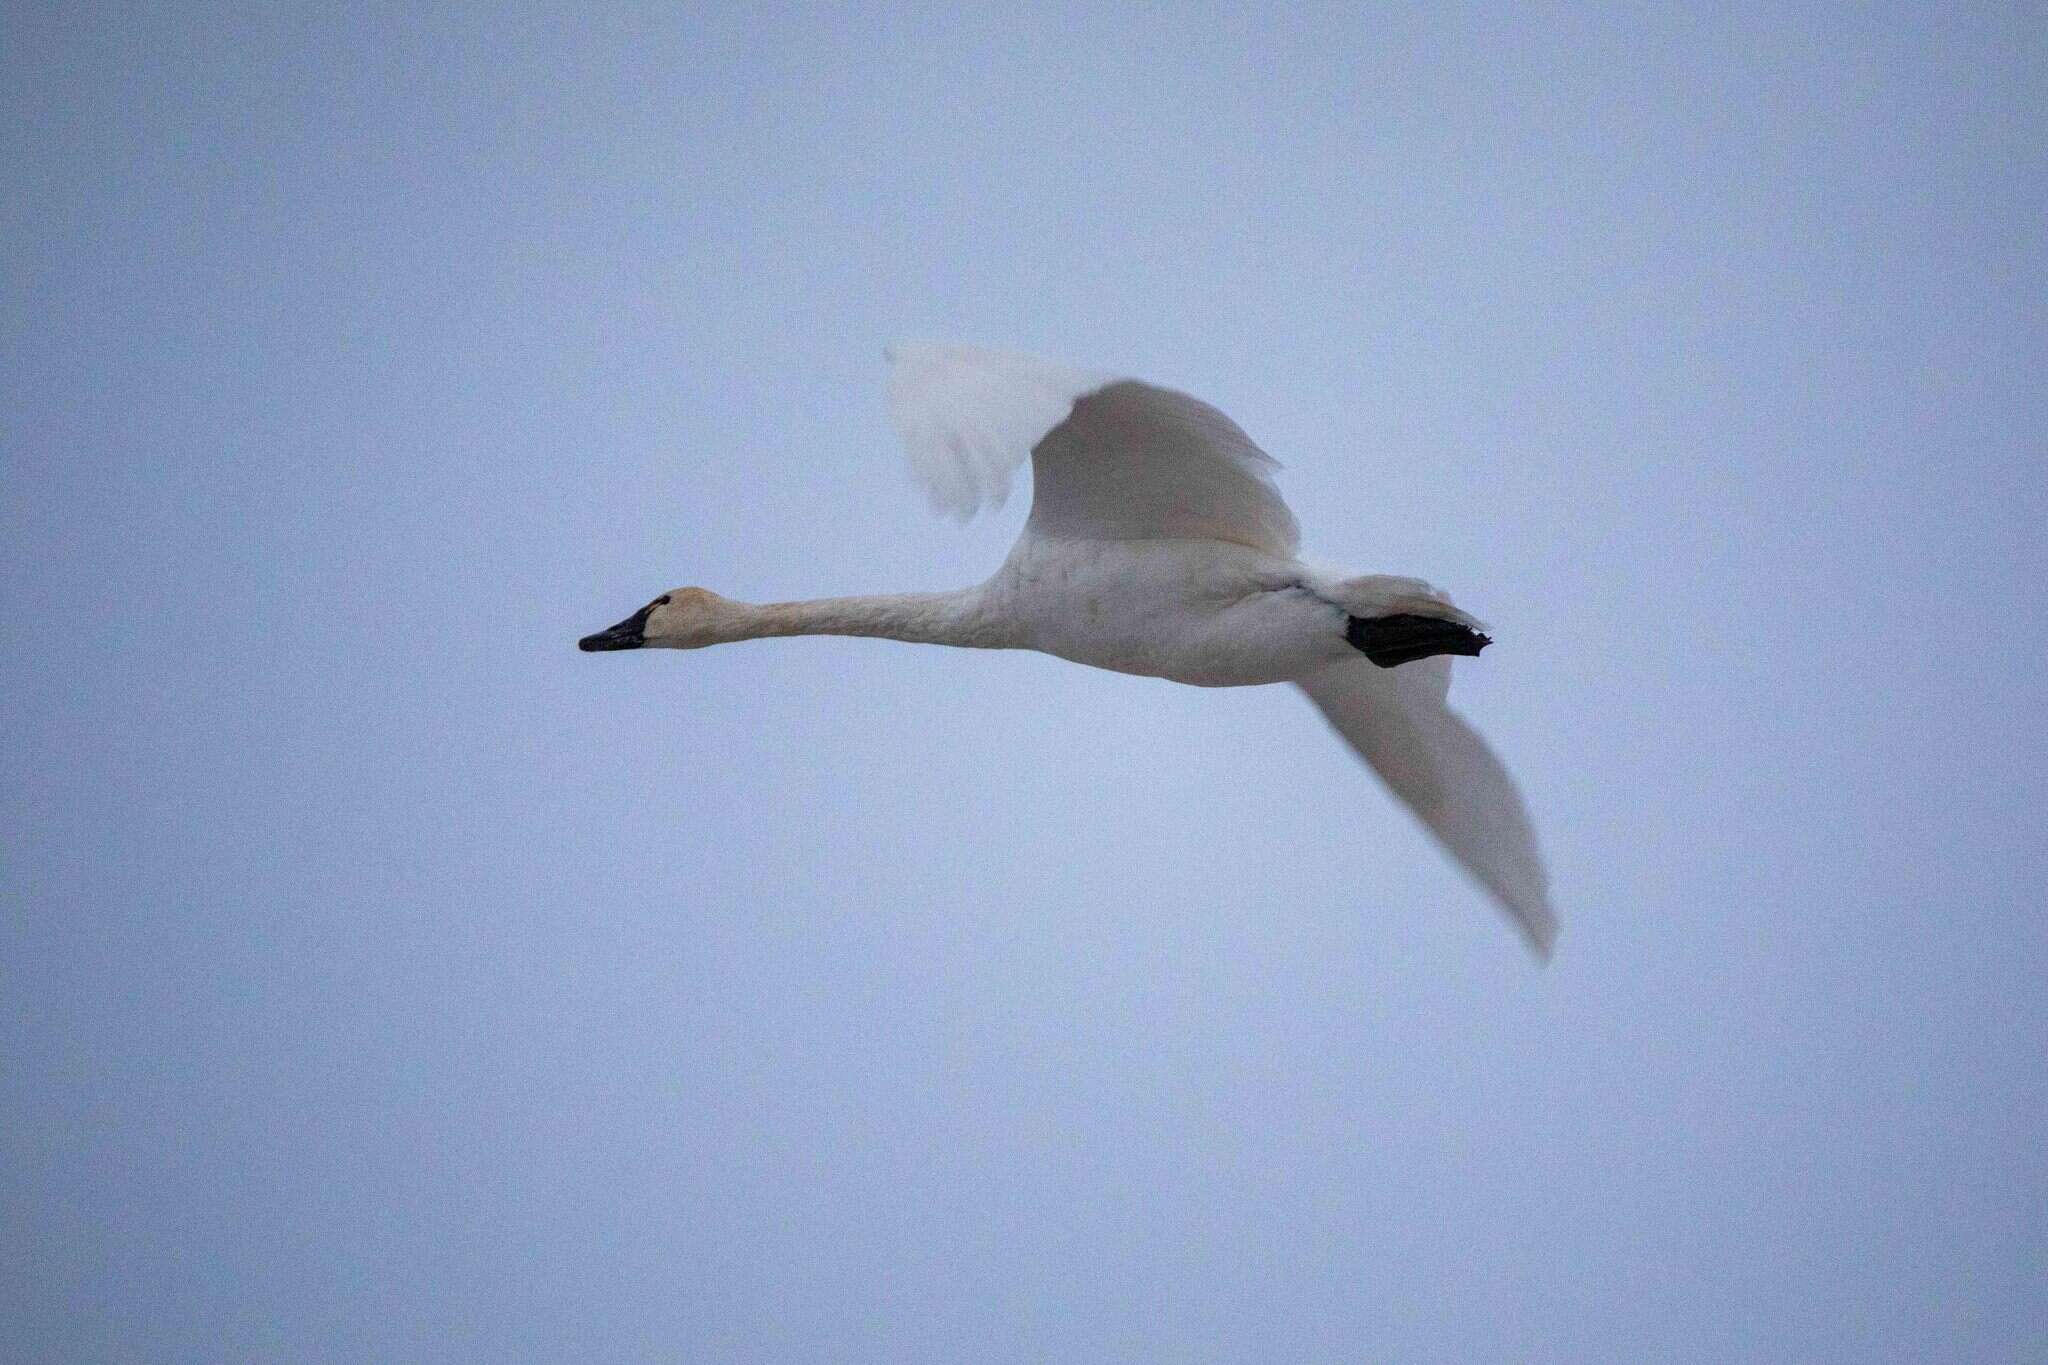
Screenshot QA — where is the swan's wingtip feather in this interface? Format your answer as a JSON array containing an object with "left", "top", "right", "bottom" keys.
[
  {"left": 884, "top": 339, "right": 938, "bottom": 367},
  {"left": 1513, "top": 897, "right": 1560, "bottom": 963},
  {"left": 884, "top": 340, "right": 1104, "bottom": 522}
]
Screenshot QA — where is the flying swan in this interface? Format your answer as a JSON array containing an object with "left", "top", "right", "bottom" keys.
[{"left": 581, "top": 343, "right": 1556, "bottom": 957}]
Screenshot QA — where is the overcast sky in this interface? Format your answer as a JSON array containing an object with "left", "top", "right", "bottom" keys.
[{"left": 6, "top": 4, "right": 2044, "bottom": 1361}]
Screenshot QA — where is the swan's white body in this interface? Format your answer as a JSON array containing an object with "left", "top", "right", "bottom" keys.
[
  {"left": 988, "top": 539, "right": 1339, "bottom": 686},
  {"left": 585, "top": 342, "right": 1556, "bottom": 957}
]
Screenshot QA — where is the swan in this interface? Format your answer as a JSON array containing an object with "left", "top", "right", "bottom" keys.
[{"left": 581, "top": 343, "right": 1556, "bottom": 957}]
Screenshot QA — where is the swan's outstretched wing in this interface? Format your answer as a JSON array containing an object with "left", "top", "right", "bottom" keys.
[
  {"left": 1297, "top": 657, "right": 1557, "bottom": 958},
  {"left": 885, "top": 342, "right": 1300, "bottom": 556}
]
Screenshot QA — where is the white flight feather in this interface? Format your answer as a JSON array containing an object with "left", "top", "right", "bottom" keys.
[
  {"left": 886, "top": 341, "right": 1300, "bottom": 556},
  {"left": 885, "top": 341, "right": 1112, "bottom": 519},
  {"left": 1297, "top": 657, "right": 1557, "bottom": 958}
]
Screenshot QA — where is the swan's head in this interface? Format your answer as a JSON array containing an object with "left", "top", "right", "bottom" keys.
[{"left": 579, "top": 588, "right": 740, "bottom": 652}]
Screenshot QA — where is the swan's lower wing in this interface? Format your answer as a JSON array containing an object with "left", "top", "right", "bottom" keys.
[
  {"left": 1296, "top": 658, "right": 1557, "bottom": 958},
  {"left": 884, "top": 342, "right": 1300, "bottom": 558}
]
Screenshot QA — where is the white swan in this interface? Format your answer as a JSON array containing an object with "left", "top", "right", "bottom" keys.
[{"left": 582, "top": 343, "right": 1556, "bottom": 957}]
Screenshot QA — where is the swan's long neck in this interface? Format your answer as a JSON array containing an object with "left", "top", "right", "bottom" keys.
[{"left": 729, "top": 588, "right": 1007, "bottom": 649}]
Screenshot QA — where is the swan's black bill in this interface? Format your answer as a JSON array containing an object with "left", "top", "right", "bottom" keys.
[
  {"left": 579, "top": 603, "right": 655, "bottom": 652},
  {"left": 1347, "top": 613, "right": 1492, "bottom": 669}
]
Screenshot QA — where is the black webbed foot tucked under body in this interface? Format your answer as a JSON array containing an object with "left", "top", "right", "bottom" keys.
[{"left": 1346, "top": 613, "right": 1493, "bottom": 669}]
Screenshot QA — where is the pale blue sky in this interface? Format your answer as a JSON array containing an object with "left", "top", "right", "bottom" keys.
[{"left": 5, "top": 4, "right": 2044, "bottom": 1361}]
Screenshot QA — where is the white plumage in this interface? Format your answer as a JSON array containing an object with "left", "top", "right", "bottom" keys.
[{"left": 583, "top": 342, "right": 1557, "bottom": 958}]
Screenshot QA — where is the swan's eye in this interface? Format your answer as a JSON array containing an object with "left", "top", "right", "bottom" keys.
[{"left": 653, "top": 594, "right": 671, "bottom": 608}]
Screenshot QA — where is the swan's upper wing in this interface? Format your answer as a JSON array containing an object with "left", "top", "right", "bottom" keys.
[
  {"left": 885, "top": 342, "right": 1300, "bottom": 556},
  {"left": 1296, "top": 657, "right": 1557, "bottom": 958}
]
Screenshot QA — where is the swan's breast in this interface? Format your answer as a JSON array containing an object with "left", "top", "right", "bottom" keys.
[{"left": 991, "top": 538, "right": 1347, "bottom": 686}]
